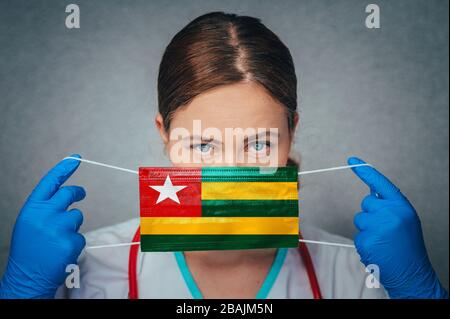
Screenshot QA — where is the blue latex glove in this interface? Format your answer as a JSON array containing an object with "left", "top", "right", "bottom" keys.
[
  {"left": 0, "top": 155, "right": 86, "bottom": 299},
  {"left": 349, "top": 157, "right": 448, "bottom": 299}
]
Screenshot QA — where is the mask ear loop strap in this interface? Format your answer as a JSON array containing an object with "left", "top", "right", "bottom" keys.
[{"left": 63, "top": 157, "right": 138, "bottom": 174}]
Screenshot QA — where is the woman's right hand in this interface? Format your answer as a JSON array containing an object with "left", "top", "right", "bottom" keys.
[{"left": 0, "top": 155, "right": 86, "bottom": 298}]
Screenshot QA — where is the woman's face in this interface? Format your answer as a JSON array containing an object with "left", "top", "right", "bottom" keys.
[{"left": 156, "top": 81, "right": 297, "bottom": 167}]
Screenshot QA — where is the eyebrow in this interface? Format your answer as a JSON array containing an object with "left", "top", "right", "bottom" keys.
[
  {"left": 182, "top": 135, "right": 217, "bottom": 143},
  {"left": 245, "top": 130, "right": 280, "bottom": 141}
]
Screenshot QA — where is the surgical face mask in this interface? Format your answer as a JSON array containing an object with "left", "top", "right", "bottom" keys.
[{"left": 138, "top": 166, "right": 299, "bottom": 251}]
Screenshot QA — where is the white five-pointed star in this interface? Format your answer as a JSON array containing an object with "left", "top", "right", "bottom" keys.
[{"left": 149, "top": 175, "right": 187, "bottom": 204}]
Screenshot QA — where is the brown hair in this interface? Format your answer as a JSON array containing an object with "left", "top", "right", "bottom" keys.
[{"left": 157, "top": 11, "right": 299, "bottom": 165}]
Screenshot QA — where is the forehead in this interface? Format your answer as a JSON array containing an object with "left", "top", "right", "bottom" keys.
[{"left": 169, "top": 82, "right": 288, "bottom": 131}]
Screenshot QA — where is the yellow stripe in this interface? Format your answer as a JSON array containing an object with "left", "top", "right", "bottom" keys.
[
  {"left": 201, "top": 182, "right": 298, "bottom": 200},
  {"left": 140, "top": 217, "right": 299, "bottom": 235}
]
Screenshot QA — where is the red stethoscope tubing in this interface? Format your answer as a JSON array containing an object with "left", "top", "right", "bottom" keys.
[{"left": 128, "top": 227, "right": 322, "bottom": 299}]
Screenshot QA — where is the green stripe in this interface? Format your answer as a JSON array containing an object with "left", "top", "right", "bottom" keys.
[
  {"left": 141, "top": 235, "right": 298, "bottom": 252},
  {"left": 201, "top": 200, "right": 298, "bottom": 217},
  {"left": 201, "top": 166, "right": 298, "bottom": 182}
]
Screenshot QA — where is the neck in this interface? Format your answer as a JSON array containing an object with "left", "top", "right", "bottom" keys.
[{"left": 184, "top": 248, "right": 278, "bottom": 268}]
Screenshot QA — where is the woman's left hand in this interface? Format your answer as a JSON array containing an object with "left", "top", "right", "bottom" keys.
[{"left": 348, "top": 157, "right": 448, "bottom": 299}]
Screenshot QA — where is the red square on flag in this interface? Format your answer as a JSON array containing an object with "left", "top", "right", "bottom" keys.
[{"left": 139, "top": 167, "right": 202, "bottom": 217}]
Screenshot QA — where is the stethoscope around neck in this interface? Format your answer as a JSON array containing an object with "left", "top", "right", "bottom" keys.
[{"left": 127, "top": 227, "right": 323, "bottom": 299}]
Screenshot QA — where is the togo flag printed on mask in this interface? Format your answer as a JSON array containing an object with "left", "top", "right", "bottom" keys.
[{"left": 138, "top": 166, "right": 299, "bottom": 251}]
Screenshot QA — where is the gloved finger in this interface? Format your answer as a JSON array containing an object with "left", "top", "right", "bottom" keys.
[
  {"left": 353, "top": 232, "right": 370, "bottom": 263},
  {"left": 48, "top": 186, "right": 86, "bottom": 210},
  {"left": 28, "top": 154, "right": 82, "bottom": 201},
  {"left": 66, "top": 233, "right": 86, "bottom": 263},
  {"left": 354, "top": 231, "right": 364, "bottom": 247},
  {"left": 361, "top": 194, "right": 382, "bottom": 212},
  {"left": 53, "top": 209, "right": 84, "bottom": 231},
  {"left": 348, "top": 157, "right": 404, "bottom": 200},
  {"left": 354, "top": 211, "right": 375, "bottom": 230},
  {"left": 67, "top": 209, "right": 84, "bottom": 232}
]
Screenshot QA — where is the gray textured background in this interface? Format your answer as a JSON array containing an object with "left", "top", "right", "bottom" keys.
[{"left": 0, "top": 0, "right": 448, "bottom": 290}]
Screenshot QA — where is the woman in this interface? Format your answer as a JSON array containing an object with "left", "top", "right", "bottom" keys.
[{"left": 0, "top": 12, "right": 447, "bottom": 299}]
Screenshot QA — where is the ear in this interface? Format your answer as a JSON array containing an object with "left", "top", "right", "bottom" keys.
[
  {"left": 155, "top": 113, "right": 169, "bottom": 144},
  {"left": 289, "top": 111, "right": 299, "bottom": 140},
  {"left": 287, "top": 111, "right": 299, "bottom": 154},
  {"left": 292, "top": 111, "right": 299, "bottom": 131}
]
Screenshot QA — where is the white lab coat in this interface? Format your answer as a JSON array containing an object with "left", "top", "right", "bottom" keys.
[{"left": 56, "top": 218, "right": 388, "bottom": 299}]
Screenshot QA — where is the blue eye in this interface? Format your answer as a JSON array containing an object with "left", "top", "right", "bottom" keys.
[
  {"left": 194, "top": 143, "right": 211, "bottom": 153},
  {"left": 251, "top": 142, "right": 266, "bottom": 151}
]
